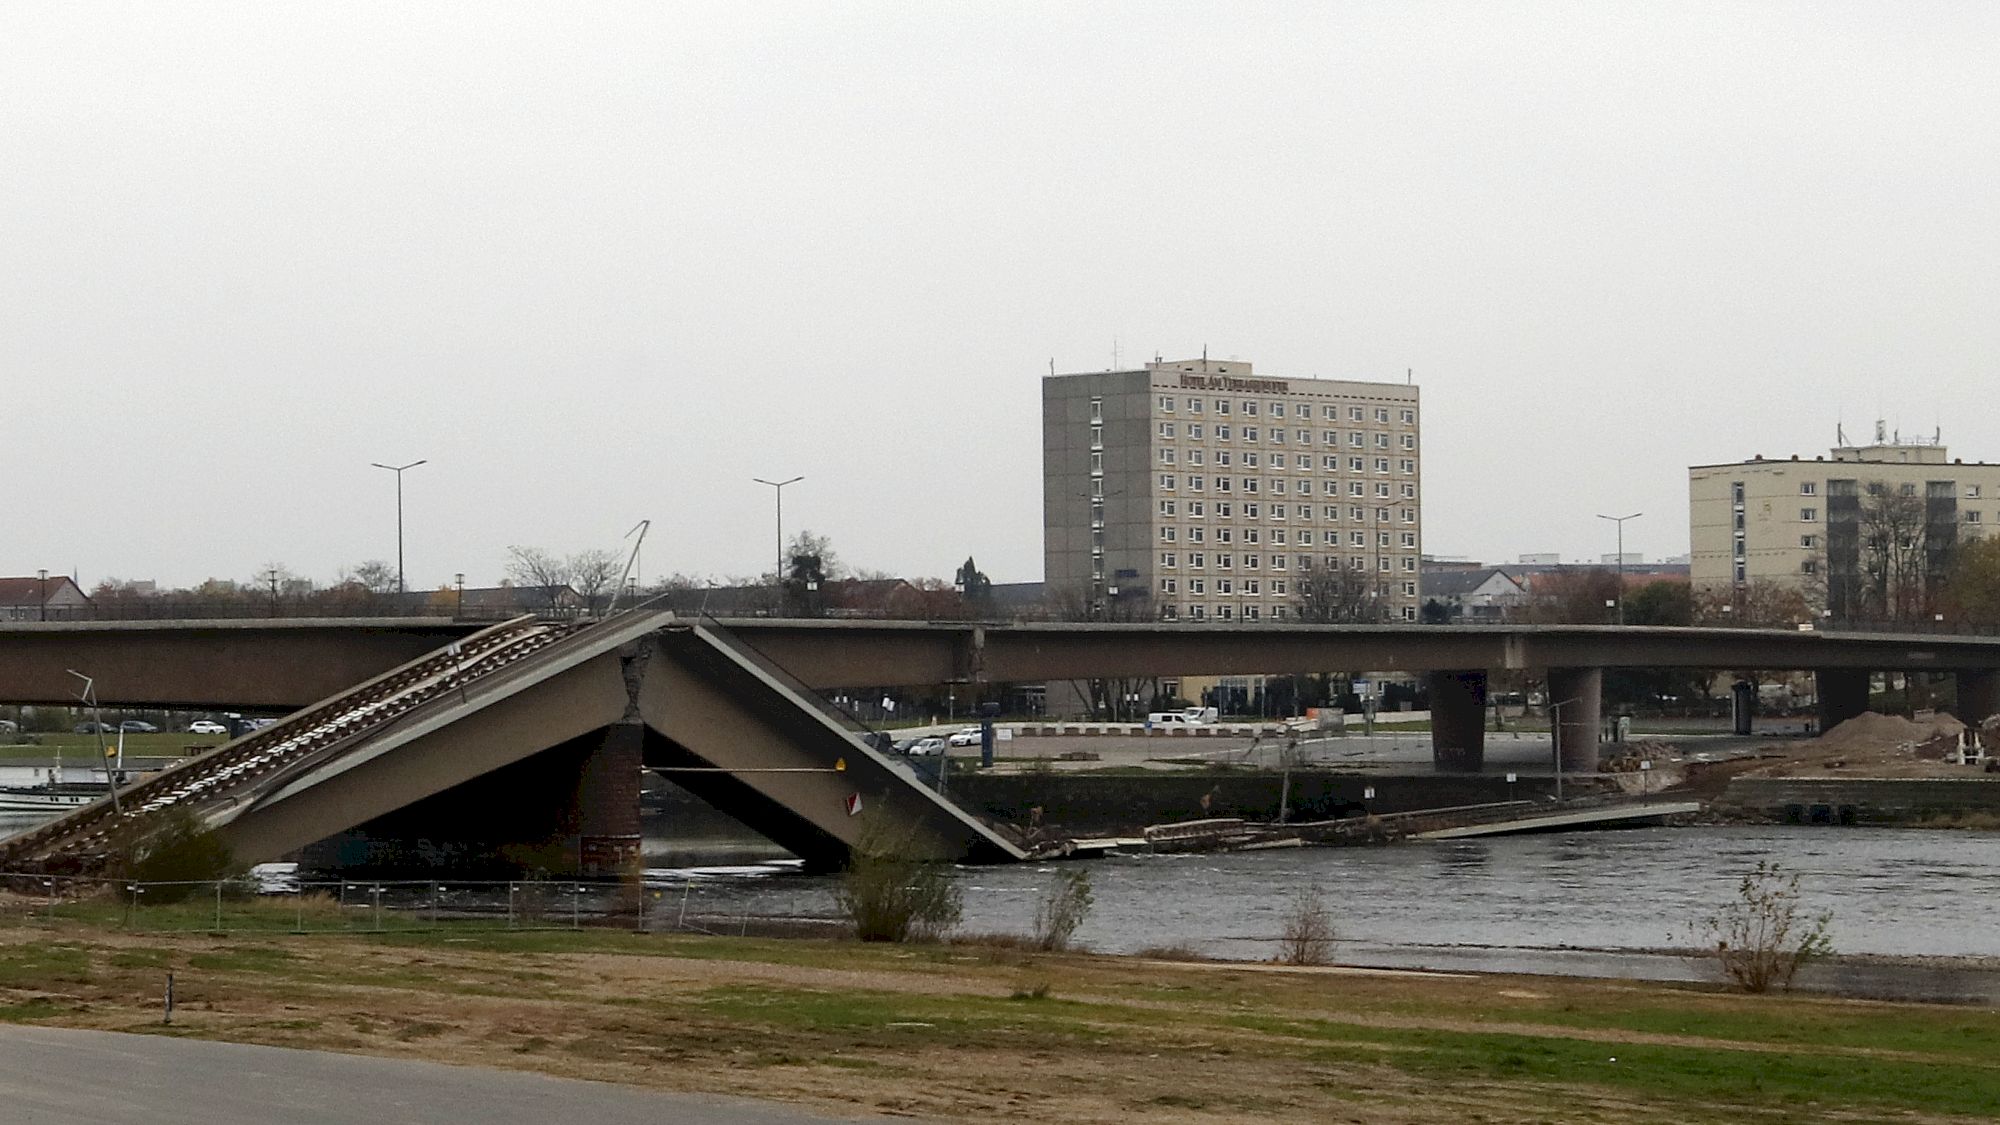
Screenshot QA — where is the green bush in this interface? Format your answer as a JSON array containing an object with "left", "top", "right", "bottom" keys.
[
  {"left": 835, "top": 815, "right": 962, "bottom": 943},
  {"left": 123, "top": 807, "right": 241, "bottom": 901},
  {"left": 1031, "top": 868, "right": 1093, "bottom": 952}
]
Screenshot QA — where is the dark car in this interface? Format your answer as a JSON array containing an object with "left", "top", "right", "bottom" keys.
[
  {"left": 117, "top": 720, "right": 159, "bottom": 734},
  {"left": 72, "top": 721, "right": 116, "bottom": 734}
]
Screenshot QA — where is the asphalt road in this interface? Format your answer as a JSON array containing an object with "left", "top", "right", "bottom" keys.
[{"left": 0, "top": 1025, "right": 896, "bottom": 1125}]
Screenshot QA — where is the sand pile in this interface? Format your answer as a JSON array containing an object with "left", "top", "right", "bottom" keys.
[{"left": 1756, "top": 710, "right": 1975, "bottom": 778}]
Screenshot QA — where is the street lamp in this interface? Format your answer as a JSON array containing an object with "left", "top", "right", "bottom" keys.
[
  {"left": 454, "top": 573, "right": 465, "bottom": 618},
  {"left": 370, "top": 459, "right": 427, "bottom": 595},
  {"left": 753, "top": 475, "right": 804, "bottom": 584},
  {"left": 1596, "top": 512, "right": 1642, "bottom": 625},
  {"left": 36, "top": 569, "right": 47, "bottom": 622}
]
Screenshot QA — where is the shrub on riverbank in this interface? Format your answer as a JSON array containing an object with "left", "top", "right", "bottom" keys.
[
  {"left": 835, "top": 817, "right": 961, "bottom": 943},
  {"left": 1691, "top": 860, "right": 1833, "bottom": 992}
]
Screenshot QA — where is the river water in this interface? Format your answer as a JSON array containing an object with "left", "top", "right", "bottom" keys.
[
  {"left": 11, "top": 805, "right": 1997, "bottom": 998},
  {"left": 647, "top": 825, "right": 2000, "bottom": 999}
]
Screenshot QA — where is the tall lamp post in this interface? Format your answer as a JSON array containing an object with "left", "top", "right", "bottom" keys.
[
  {"left": 37, "top": 569, "right": 48, "bottom": 622},
  {"left": 371, "top": 459, "right": 427, "bottom": 595},
  {"left": 1596, "top": 511, "right": 1642, "bottom": 624},
  {"left": 753, "top": 475, "right": 804, "bottom": 584}
]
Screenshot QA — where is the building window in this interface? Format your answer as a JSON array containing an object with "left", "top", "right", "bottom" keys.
[
  {"left": 1800, "top": 534, "right": 1818, "bottom": 547},
  {"left": 1350, "top": 531, "right": 1365, "bottom": 547},
  {"left": 1243, "top": 528, "right": 1260, "bottom": 544},
  {"left": 1272, "top": 554, "right": 1287, "bottom": 570},
  {"left": 1190, "top": 577, "right": 1206, "bottom": 594},
  {"left": 1218, "top": 477, "right": 1232, "bottom": 493},
  {"left": 1189, "top": 556, "right": 1205, "bottom": 572},
  {"left": 1189, "top": 450, "right": 1204, "bottom": 466},
  {"left": 1374, "top": 457, "right": 1390, "bottom": 473},
  {"left": 1403, "top": 581, "right": 1417, "bottom": 596},
  {"left": 1401, "top": 507, "right": 1416, "bottom": 522},
  {"left": 1215, "top": 400, "right": 1231, "bottom": 416},
  {"left": 1322, "top": 431, "right": 1337, "bottom": 446},
  {"left": 1188, "top": 604, "right": 1205, "bottom": 620},
  {"left": 1189, "top": 527, "right": 1205, "bottom": 543},
  {"left": 1401, "top": 557, "right": 1416, "bottom": 572},
  {"left": 1402, "top": 606, "right": 1416, "bottom": 621},
  {"left": 1190, "top": 475, "right": 1205, "bottom": 491},
  {"left": 1189, "top": 501, "right": 1205, "bottom": 517},
  {"left": 1799, "top": 481, "right": 1816, "bottom": 495},
  {"left": 1090, "top": 452, "right": 1103, "bottom": 474},
  {"left": 1297, "top": 429, "right": 1311, "bottom": 444},
  {"left": 1348, "top": 406, "right": 1364, "bottom": 422},
  {"left": 1968, "top": 485, "right": 1983, "bottom": 499},
  {"left": 1274, "top": 580, "right": 1289, "bottom": 596},
  {"left": 1399, "top": 459, "right": 1415, "bottom": 474},
  {"left": 1400, "top": 409, "right": 1415, "bottom": 424},
  {"left": 1349, "top": 432, "right": 1364, "bottom": 447},
  {"left": 1216, "top": 450, "right": 1231, "bottom": 467},
  {"left": 1801, "top": 560, "right": 1818, "bottom": 575},
  {"left": 1217, "top": 503, "right": 1232, "bottom": 518},
  {"left": 1401, "top": 434, "right": 1415, "bottom": 450},
  {"left": 1159, "top": 474, "right": 1176, "bottom": 490},
  {"left": 1244, "top": 554, "right": 1261, "bottom": 569},
  {"left": 1270, "top": 402, "right": 1286, "bottom": 418},
  {"left": 1271, "top": 529, "right": 1287, "bottom": 545},
  {"left": 1300, "top": 455, "right": 1315, "bottom": 470},
  {"left": 1242, "top": 401, "right": 1258, "bottom": 416},
  {"left": 1375, "top": 482, "right": 1391, "bottom": 498},
  {"left": 1159, "top": 422, "right": 1176, "bottom": 439},
  {"left": 1217, "top": 605, "right": 1234, "bottom": 621},
  {"left": 1160, "top": 526, "right": 1177, "bottom": 542},
  {"left": 1217, "top": 425, "right": 1232, "bottom": 440},
  {"left": 1158, "top": 396, "right": 1175, "bottom": 412},
  {"left": 1160, "top": 552, "right": 1177, "bottom": 568},
  {"left": 1242, "top": 605, "right": 1260, "bottom": 621},
  {"left": 1162, "top": 578, "right": 1177, "bottom": 594},
  {"left": 1159, "top": 499, "right": 1176, "bottom": 517},
  {"left": 1218, "top": 554, "right": 1234, "bottom": 570},
  {"left": 1244, "top": 452, "right": 1260, "bottom": 468},
  {"left": 1243, "top": 426, "right": 1259, "bottom": 442},
  {"left": 1401, "top": 483, "right": 1416, "bottom": 499},
  {"left": 1349, "top": 456, "right": 1365, "bottom": 472},
  {"left": 1374, "top": 407, "right": 1389, "bottom": 423},
  {"left": 1400, "top": 532, "right": 1417, "bottom": 548},
  {"left": 1188, "top": 424, "right": 1204, "bottom": 441},
  {"left": 1218, "top": 578, "right": 1234, "bottom": 595},
  {"left": 1349, "top": 482, "right": 1365, "bottom": 497},
  {"left": 1089, "top": 426, "right": 1102, "bottom": 450},
  {"left": 1967, "top": 511, "right": 1984, "bottom": 524},
  {"left": 1900, "top": 482, "right": 1917, "bottom": 496},
  {"left": 1271, "top": 428, "right": 1285, "bottom": 444},
  {"left": 1158, "top": 448, "right": 1175, "bottom": 464},
  {"left": 1375, "top": 433, "right": 1390, "bottom": 449},
  {"left": 1800, "top": 507, "right": 1818, "bottom": 522},
  {"left": 1271, "top": 605, "right": 1288, "bottom": 620},
  {"left": 1089, "top": 397, "right": 1102, "bottom": 422}
]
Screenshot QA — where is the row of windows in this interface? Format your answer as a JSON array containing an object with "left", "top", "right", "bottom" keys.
[
  {"left": 1158, "top": 577, "right": 1421, "bottom": 597},
  {"left": 1159, "top": 449, "right": 1416, "bottom": 476},
  {"left": 1158, "top": 397, "right": 1416, "bottom": 427},
  {"left": 1161, "top": 526, "right": 1420, "bottom": 548},
  {"left": 1161, "top": 604, "right": 1421, "bottom": 622},
  {"left": 1156, "top": 422, "right": 1418, "bottom": 450},
  {"left": 1157, "top": 552, "right": 1421, "bottom": 573},
  {"left": 1159, "top": 474, "right": 1414, "bottom": 497},
  {"left": 1160, "top": 500, "right": 1418, "bottom": 522}
]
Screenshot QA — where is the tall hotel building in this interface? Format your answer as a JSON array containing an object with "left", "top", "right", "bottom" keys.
[{"left": 1044, "top": 357, "right": 1423, "bottom": 622}]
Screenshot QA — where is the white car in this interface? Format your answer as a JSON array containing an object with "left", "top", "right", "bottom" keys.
[
  {"left": 187, "top": 720, "right": 228, "bottom": 735},
  {"left": 946, "top": 727, "right": 984, "bottom": 747},
  {"left": 906, "top": 737, "right": 947, "bottom": 757}
]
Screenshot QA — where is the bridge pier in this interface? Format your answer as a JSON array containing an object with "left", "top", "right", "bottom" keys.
[
  {"left": 1548, "top": 666, "right": 1602, "bottom": 774},
  {"left": 1427, "top": 669, "right": 1487, "bottom": 773},
  {"left": 1955, "top": 669, "right": 2000, "bottom": 730},
  {"left": 575, "top": 722, "right": 644, "bottom": 875},
  {"left": 1816, "top": 668, "right": 1871, "bottom": 733}
]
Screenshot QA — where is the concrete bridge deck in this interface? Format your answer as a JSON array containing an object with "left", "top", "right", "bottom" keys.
[
  {"left": 1412, "top": 800, "right": 1703, "bottom": 840},
  {"left": 0, "top": 612, "right": 1025, "bottom": 876}
]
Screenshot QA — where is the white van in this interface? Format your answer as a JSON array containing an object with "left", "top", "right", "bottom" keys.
[
  {"left": 1181, "top": 707, "right": 1219, "bottom": 724},
  {"left": 1146, "top": 707, "right": 1219, "bottom": 729}
]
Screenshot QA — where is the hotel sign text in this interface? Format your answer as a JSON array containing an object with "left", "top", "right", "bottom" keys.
[{"left": 1176, "top": 374, "right": 1289, "bottom": 393}]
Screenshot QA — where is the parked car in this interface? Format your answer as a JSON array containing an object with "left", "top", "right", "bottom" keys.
[
  {"left": 905, "top": 737, "right": 947, "bottom": 757},
  {"left": 118, "top": 720, "right": 159, "bottom": 734},
  {"left": 72, "top": 721, "right": 116, "bottom": 734},
  {"left": 946, "top": 726, "right": 984, "bottom": 747},
  {"left": 186, "top": 720, "right": 228, "bottom": 735}
]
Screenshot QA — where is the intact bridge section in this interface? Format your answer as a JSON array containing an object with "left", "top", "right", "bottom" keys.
[{"left": 0, "top": 612, "right": 1025, "bottom": 877}]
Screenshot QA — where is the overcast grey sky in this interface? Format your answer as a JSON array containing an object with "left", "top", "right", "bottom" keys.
[{"left": 5, "top": 3, "right": 1996, "bottom": 591}]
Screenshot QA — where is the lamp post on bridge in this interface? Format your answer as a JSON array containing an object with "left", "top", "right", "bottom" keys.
[
  {"left": 370, "top": 459, "right": 427, "bottom": 596},
  {"left": 1596, "top": 512, "right": 1641, "bottom": 625},
  {"left": 753, "top": 475, "right": 804, "bottom": 587}
]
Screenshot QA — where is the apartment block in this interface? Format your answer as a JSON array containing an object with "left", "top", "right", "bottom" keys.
[
  {"left": 1689, "top": 428, "right": 2000, "bottom": 617},
  {"left": 1044, "top": 357, "right": 1422, "bottom": 622}
]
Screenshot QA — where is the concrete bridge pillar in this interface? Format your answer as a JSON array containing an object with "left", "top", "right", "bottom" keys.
[
  {"left": 574, "top": 721, "right": 644, "bottom": 876},
  {"left": 1955, "top": 670, "right": 2000, "bottom": 733},
  {"left": 1816, "top": 669, "right": 1870, "bottom": 734},
  {"left": 1427, "top": 669, "right": 1487, "bottom": 773},
  {"left": 1547, "top": 666, "right": 1602, "bottom": 774}
]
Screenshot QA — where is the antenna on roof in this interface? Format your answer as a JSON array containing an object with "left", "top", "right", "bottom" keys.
[
  {"left": 1406, "top": 367, "right": 1412, "bottom": 385},
  {"left": 1836, "top": 417, "right": 1847, "bottom": 447},
  {"left": 1112, "top": 335, "right": 1119, "bottom": 370},
  {"left": 1048, "top": 357, "right": 1055, "bottom": 377}
]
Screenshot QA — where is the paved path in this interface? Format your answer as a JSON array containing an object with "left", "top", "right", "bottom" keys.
[{"left": 0, "top": 1025, "right": 894, "bottom": 1124}]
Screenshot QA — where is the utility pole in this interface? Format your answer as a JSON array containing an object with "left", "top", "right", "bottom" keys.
[
  {"left": 371, "top": 459, "right": 428, "bottom": 595},
  {"left": 1597, "top": 512, "right": 1642, "bottom": 624},
  {"left": 753, "top": 476, "right": 804, "bottom": 586}
]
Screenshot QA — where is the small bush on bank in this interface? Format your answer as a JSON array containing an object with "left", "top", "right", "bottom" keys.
[
  {"left": 1032, "top": 869, "right": 1093, "bottom": 952},
  {"left": 1277, "top": 883, "right": 1336, "bottom": 966},
  {"left": 835, "top": 815, "right": 962, "bottom": 943},
  {"left": 119, "top": 808, "right": 242, "bottom": 902},
  {"left": 1689, "top": 860, "right": 1834, "bottom": 993}
]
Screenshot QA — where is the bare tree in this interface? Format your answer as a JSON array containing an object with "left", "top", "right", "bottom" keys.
[
  {"left": 505, "top": 546, "right": 573, "bottom": 613},
  {"left": 1294, "top": 562, "right": 1382, "bottom": 624},
  {"left": 1857, "top": 485, "right": 1936, "bottom": 625},
  {"left": 568, "top": 548, "right": 621, "bottom": 615},
  {"left": 345, "top": 560, "right": 398, "bottom": 597}
]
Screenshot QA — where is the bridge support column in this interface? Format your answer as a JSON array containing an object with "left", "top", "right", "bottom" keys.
[
  {"left": 574, "top": 721, "right": 644, "bottom": 876},
  {"left": 1548, "top": 666, "right": 1602, "bottom": 774},
  {"left": 1816, "top": 669, "right": 1870, "bottom": 734},
  {"left": 1955, "top": 670, "right": 2000, "bottom": 733},
  {"left": 1427, "top": 670, "right": 1487, "bottom": 773}
]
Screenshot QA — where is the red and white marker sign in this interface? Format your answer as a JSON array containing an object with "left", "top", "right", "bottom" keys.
[{"left": 845, "top": 792, "right": 864, "bottom": 817}]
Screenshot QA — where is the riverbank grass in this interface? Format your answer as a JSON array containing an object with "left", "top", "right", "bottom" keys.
[{"left": 0, "top": 915, "right": 1995, "bottom": 1122}]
